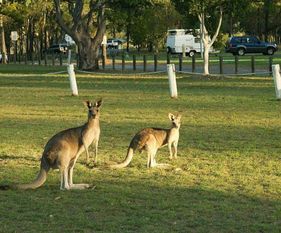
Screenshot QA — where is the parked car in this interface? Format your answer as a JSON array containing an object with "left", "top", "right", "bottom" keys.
[
  {"left": 44, "top": 44, "right": 69, "bottom": 54},
  {"left": 106, "top": 38, "right": 125, "bottom": 49},
  {"left": 167, "top": 29, "right": 198, "bottom": 57},
  {"left": 225, "top": 36, "right": 278, "bottom": 56}
]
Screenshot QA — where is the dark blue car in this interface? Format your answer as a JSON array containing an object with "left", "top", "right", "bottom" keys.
[{"left": 225, "top": 36, "right": 278, "bottom": 56}]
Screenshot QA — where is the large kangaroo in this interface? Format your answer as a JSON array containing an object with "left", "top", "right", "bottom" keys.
[
  {"left": 1, "top": 99, "right": 102, "bottom": 190},
  {"left": 110, "top": 113, "right": 181, "bottom": 169}
]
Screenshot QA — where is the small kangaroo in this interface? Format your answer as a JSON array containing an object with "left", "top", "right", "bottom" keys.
[
  {"left": 1, "top": 99, "right": 102, "bottom": 190},
  {"left": 110, "top": 113, "right": 181, "bottom": 169}
]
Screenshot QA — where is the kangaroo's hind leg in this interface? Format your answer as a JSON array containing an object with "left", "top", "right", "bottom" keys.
[
  {"left": 94, "top": 140, "right": 99, "bottom": 163},
  {"left": 172, "top": 141, "right": 178, "bottom": 159},
  {"left": 57, "top": 150, "right": 71, "bottom": 190},
  {"left": 149, "top": 148, "right": 158, "bottom": 168},
  {"left": 147, "top": 150, "right": 152, "bottom": 168},
  {"left": 68, "top": 152, "right": 90, "bottom": 190},
  {"left": 60, "top": 166, "right": 70, "bottom": 190}
]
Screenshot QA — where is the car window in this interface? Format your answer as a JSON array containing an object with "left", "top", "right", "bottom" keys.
[
  {"left": 231, "top": 37, "right": 240, "bottom": 43},
  {"left": 241, "top": 38, "right": 248, "bottom": 43},
  {"left": 248, "top": 37, "right": 257, "bottom": 43}
]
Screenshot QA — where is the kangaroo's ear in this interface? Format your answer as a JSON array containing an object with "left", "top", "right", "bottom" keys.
[
  {"left": 168, "top": 113, "right": 175, "bottom": 121},
  {"left": 95, "top": 98, "right": 103, "bottom": 108},
  {"left": 84, "top": 100, "right": 92, "bottom": 108}
]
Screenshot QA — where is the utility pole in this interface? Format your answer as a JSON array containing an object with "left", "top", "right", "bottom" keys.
[{"left": 0, "top": 0, "right": 7, "bottom": 64}]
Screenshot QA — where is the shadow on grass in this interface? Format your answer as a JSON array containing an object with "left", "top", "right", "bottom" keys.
[
  {"left": 0, "top": 153, "right": 39, "bottom": 162},
  {"left": 0, "top": 177, "right": 280, "bottom": 233}
]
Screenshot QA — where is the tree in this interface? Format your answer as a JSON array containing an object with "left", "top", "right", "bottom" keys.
[
  {"left": 223, "top": 0, "right": 251, "bottom": 36},
  {"left": 196, "top": 3, "right": 223, "bottom": 75},
  {"left": 54, "top": 0, "right": 106, "bottom": 70},
  {"left": 130, "top": 1, "right": 180, "bottom": 52},
  {"left": 173, "top": 0, "right": 224, "bottom": 75},
  {"left": 1, "top": 0, "right": 59, "bottom": 60},
  {"left": 108, "top": 0, "right": 152, "bottom": 52}
]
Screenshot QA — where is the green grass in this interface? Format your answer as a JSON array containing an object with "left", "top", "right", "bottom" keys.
[{"left": 0, "top": 64, "right": 280, "bottom": 232}]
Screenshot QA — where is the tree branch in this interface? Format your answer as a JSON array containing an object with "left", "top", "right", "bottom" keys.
[
  {"left": 92, "top": 3, "right": 106, "bottom": 42},
  {"left": 53, "top": 0, "right": 76, "bottom": 39},
  {"left": 198, "top": 13, "right": 208, "bottom": 44},
  {"left": 209, "top": 6, "right": 223, "bottom": 46}
]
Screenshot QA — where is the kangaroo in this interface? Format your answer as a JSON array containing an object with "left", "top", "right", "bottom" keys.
[
  {"left": 1, "top": 99, "right": 102, "bottom": 190},
  {"left": 110, "top": 113, "right": 181, "bottom": 169}
]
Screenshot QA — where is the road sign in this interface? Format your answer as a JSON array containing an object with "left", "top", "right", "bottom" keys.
[{"left": 11, "top": 31, "right": 18, "bottom": 41}]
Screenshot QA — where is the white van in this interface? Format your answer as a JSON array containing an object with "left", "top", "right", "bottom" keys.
[{"left": 166, "top": 29, "right": 202, "bottom": 57}]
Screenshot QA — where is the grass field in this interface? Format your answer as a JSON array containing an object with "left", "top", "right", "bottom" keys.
[{"left": 0, "top": 64, "right": 280, "bottom": 233}]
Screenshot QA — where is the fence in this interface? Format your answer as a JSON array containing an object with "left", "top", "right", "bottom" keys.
[{"left": 1, "top": 51, "right": 278, "bottom": 76}]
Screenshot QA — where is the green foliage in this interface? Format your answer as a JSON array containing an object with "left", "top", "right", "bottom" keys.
[
  {"left": 172, "top": 0, "right": 225, "bottom": 33},
  {"left": 0, "top": 65, "right": 280, "bottom": 232},
  {"left": 130, "top": 2, "right": 180, "bottom": 51},
  {"left": 1, "top": 2, "right": 27, "bottom": 26}
]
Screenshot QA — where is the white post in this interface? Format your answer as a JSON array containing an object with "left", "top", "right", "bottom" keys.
[
  {"left": 67, "top": 49, "right": 72, "bottom": 64},
  {"left": 272, "top": 64, "right": 281, "bottom": 100},
  {"left": 67, "top": 64, "right": 78, "bottom": 96},
  {"left": 167, "top": 64, "right": 178, "bottom": 98}
]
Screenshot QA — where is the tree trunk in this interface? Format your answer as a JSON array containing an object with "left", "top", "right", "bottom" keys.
[
  {"left": 77, "top": 39, "right": 100, "bottom": 70},
  {"left": 198, "top": 7, "right": 223, "bottom": 76},
  {"left": 54, "top": 0, "right": 106, "bottom": 71},
  {"left": 203, "top": 43, "right": 210, "bottom": 75}
]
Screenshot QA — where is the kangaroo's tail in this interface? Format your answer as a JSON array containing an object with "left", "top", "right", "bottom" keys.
[
  {"left": 0, "top": 157, "right": 50, "bottom": 190},
  {"left": 15, "top": 166, "right": 48, "bottom": 190},
  {"left": 110, "top": 147, "right": 134, "bottom": 169}
]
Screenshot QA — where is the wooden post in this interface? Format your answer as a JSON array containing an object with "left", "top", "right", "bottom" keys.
[
  {"left": 112, "top": 55, "right": 115, "bottom": 70},
  {"left": 122, "top": 54, "right": 125, "bottom": 71},
  {"left": 251, "top": 56, "right": 255, "bottom": 73},
  {"left": 269, "top": 56, "right": 273, "bottom": 73},
  {"left": 167, "top": 53, "right": 170, "bottom": 64},
  {"left": 52, "top": 52, "right": 55, "bottom": 66},
  {"left": 235, "top": 55, "right": 238, "bottom": 74},
  {"left": 102, "top": 44, "right": 107, "bottom": 64},
  {"left": 219, "top": 56, "right": 223, "bottom": 74},
  {"left": 44, "top": 53, "right": 47, "bottom": 66},
  {"left": 143, "top": 55, "right": 147, "bottom": 72},
  {"left": 13, "top": 42, "right": 17, "bottom": 64},
  {"left": 192, "top": 55, "right": 195, "bottom": 72},
  {"left": 154, "top": 54, "right": 157, "bottom": 72},
  {"left": 178, "top": 54, "right": 182, "bottom": 71},
  {"left": 76, "top": 53, "right": 79, "bottom": 67},
  {"left": 38, "top": 51, "right": 41, "bottom": 66},
  {"left": 102, "top": 55, "right": 105, "bottom": 69},
  {"left": 31, "top": 52, "right": 34, "bottom": 65},
  {"left": 59, "top": 53, "right": 63, "bottom": 66},
  {"left": 133, "top": 55, "right": 136, "bottom": 71}
]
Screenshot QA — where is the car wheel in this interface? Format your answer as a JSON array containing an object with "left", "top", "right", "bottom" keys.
[
  {"left": 267, "top": 47, "right": 274, "bottom": 55},
  {"left": 237, "top": 48, "right": 245, "bottom": 56},
  {"left": 188, "top": 51, "right": 195, "bottom": 57}
]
